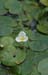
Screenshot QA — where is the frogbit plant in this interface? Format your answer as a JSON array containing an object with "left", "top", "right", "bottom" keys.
[
  {"left": 0, "top": 0, "right": 48, "bottom": 75},
  {"left": 15, "top": 31, "right": 28, "bottom": 42}
]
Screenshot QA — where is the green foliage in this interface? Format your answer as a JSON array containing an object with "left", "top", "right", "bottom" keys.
[
  {"left": 0, "top": 0, "right": 48, "bottom": 75},
  {"left": 0, "top": 0, "right": 7, "bottom": 15},
  {"left": 38, "top": 57, "right": 48, "bottom": 75},
  {"left": 40, "top": 0, "right": 48, "bottom": 6},
  {"left": 5, "top": 0, "right": 22, "bottom": 14},
  {"left": 0, "top": 16, "right": 15, "bottom": 36}
]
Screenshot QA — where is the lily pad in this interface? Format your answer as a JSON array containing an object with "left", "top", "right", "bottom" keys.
[
  {"left": 1, "top": 37, "right": 14, "bottom": 46},
  {"left": 30, "top": 39, "right": 48, "bottom": 51},
  {"left": 19, "top": 50, "right": 33, "bottom": 75},
  {"left": 0, "top": 0, "right": 7, "bottom": 15},
  {"left": 1, "top": 45, "right": 26, "bottom": 66},
  {"left": 38, "top": 57, "right": 48, "bottom": 75},
  {"left": 37, "top": 19, "right": 48, "bottom": 34},
  {"left": 5, "top": 0, "right": 22, "bottom": 14},
  {"left": 29, "top": 6, "right": 42, "bottom": 20},
  {"left": 28, "top": 31, "right": 48, "bottom": 51},
  {"left": 1, "top": 45, "right": 16, "bottom": 66},
  {"left": 15, "top": 49, "right": 26, "bottom": 64},
  {"left": 40, "top": 0, "right": 48, "bottom": 6},
  {"left": 0, "top": 16, "right": 14, "bottom": 36},
  {"left": 22, "top": 2, "right": 42, "bottom": 20}
]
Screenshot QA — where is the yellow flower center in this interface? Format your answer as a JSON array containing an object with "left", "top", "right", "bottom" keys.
[{"left": 20, "top": 37, "right": 25, "bottom": 41}]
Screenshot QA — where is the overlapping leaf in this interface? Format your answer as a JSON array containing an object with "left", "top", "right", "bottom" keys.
[
  {"left": 38, "top": 57, "right": 48, "bottom": 75},
  {"left": 0, "top": 16, "right": 15, "bottom": 36},
  {"left": 5, "top": 0, "right": 22, "bottom": 14},
  {"left": 0, "top": 0, "right": 7, "bottom": 15},
  {"left": 29, "top": 31, "right": 48, "bottom": 51},
  {"left": 0, "top": 46, "right": 26, "bottom": 66},
  {"left": 40, "top": 0, "right": 48, "bottom": 6},
  {"left": 37, "top": 19, "right": 48, "bottom": 34}
]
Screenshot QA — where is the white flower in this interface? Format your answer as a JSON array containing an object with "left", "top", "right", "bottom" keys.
[{"left": 15, "top": 31, "right": 28, "bottom": 42}]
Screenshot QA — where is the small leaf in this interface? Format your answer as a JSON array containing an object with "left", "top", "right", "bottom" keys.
[
  {"left": 38, "top": 57, "right": 48, "bottom": 75},
  {"left": 37, "top": 19, "right": 48, "bottom": 34},
  {"left": 28, "top": 31, "right": 48, "bottom": 51},
  {"left": 5, "top": 0, "right": 22, "bottom": 14},
  {"left": 1, "top": 45, "right": 26, "bottom": 66},
  {"left": 1, "top": 37, "right": 14, "bottom": 46},
  {"left": 0, "top": 0, "right": 7, "bottom": 15},
  {"left": 15, "top": 49, "right": 26, "bottom": 64},
  {"left": 40, "top": 0, "right": 48, "bottom": 6},
  {"left": 1, "top": 45, "right": 16, "bottom": 66},
  {"left": 0, "top": 16, "right": 14, "bottom": 36}
]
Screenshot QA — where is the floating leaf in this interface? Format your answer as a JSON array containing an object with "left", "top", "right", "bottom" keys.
[
  {"left": 38, "top": 57, "right": 48, "bottom": 75},
  {"left": 5, "top": 0, "right": 22, "bottom": 14},
  {"left": 0, "top": 0, "right": 7, "bottom": 15},
  {"left": 19, "top": 50, "right": 33, "bottom": 75},
  {"left": 0, "top": 45, "right": 26, "bottom": 66},
  {"left": 1, "top": 37, "right": 14, "bottom": 46},
  {"left": 22, "top": 2, "right": 42, "bottom": 20},
  {"left": 15, "top": 49, "right": 26, "bottom": 64},
  {"left": 37, "top": 19, "right": 48, "bottom": 34},
  {"left": 1, "top": 45, "right": 16, "bottom": 66},
  {"left": 40, "top": 0, "right": 48, "bottom": 6},
  {"left": 0, "top": 16, "right": 15, "bottom": 36},
  {"left": 28, "top": 31, "right": 48, "bottom": 51}
]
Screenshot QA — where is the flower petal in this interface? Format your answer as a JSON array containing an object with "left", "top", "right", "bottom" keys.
[
  {"left": 15, "top": 37, "right": 21, "bottom": 42},
  {"left": 22, "top": 36, "right": 28, "bottom": 42},
  {"left": 18, "top": 31, "right": 26, "bottom": 36}
]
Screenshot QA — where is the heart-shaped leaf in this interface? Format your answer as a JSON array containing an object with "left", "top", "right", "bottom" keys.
[
  {"left": 0, "top": 16, "right": 15, "bottom": 36},
  {"left": 15, "top": 49, "right": 26, "bottom": 64},
  {"left": 0, "top": 45, "right": 26, "bottom": 66},
  {"left": 40, "top": 0, "right": 48, "bottom": 6},
  {"left": 0, "top": 0, "right": 7, "bottom": 15},
  {"left": 28, "top": 31, "right": 48, "bottom": 51},
  {"left": 38, "top": 57, "right": 48, "bottom": 75},
  {"left": 1, "top": 37, "right": 14, "bottom": 46},
  {"left": 5, "top": 0, "right": 22, "bottom": 14},
  {"left": 37, "top": 17, "right": 48, "bottom": 34},
  {"left": 19, "top": 50, "right": 33, "bottom": 75}
]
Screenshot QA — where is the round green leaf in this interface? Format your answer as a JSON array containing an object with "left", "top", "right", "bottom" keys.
[
  {"left": 1, "top": 45, "right": 17, "bottom": 66},
  {"left": 30, "top": 39, "right": 48, "bottom": 51},
  {"left": 19, "top": 50, "right": 34, "bottom": 75},
  {"left": 37, "top": 20, "right": 48, "bottom": 34},
  {"left": 23, "top": 2, "right": 41, "bottom": 20},
  {"left": 1, "top": 37, "right": 14, "bottom": 46},
  {"left": 0, "top": 0, "right": 7, "bottom": 15},
  {"left": 40, "top": 0, "right": 48, "bottom": 6},
  {"left": 0, "top": 16, "right": 14, "bottom": 36},
  {"left": 5, "top": 0, "right": 22, "bottom": 14},
  {"left": 1, "top": 45, "right": 26, "bottom": 66},
  {"left": 38, "top": 57, "right": 48, "bottom": 75},
  {"left": 28, "top": 31, "right": 48, "bottom": 51},
  {"left": 15, "top": 49, "right": 26, "bottom": 64}
]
